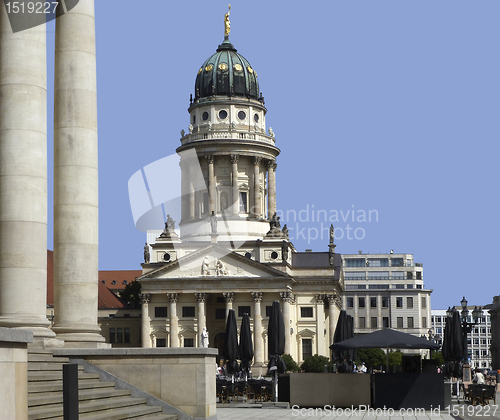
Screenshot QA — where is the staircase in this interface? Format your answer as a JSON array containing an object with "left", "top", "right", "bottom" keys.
[{"left": 28, "top": 349, "right": 177, "bottom": 420}]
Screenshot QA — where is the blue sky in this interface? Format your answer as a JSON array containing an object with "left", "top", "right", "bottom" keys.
[{"left": 45, "top": 1, "right": 500, "bottom": 310}]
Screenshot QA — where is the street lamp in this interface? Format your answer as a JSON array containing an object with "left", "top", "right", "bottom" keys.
[{"left": 458, "top": 296, "right": 482, "bottom": 367}]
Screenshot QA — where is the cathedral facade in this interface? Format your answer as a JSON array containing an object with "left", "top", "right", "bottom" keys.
[{"left": 138, "top": 23, "right": 343, "bottom": 369}]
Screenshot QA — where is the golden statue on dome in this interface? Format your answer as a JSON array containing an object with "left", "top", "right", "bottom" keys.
[{"left": 224, "top": 4, "right": 231, "bottom": 37}]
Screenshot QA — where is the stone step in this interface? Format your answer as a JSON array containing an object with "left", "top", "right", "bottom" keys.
[
  {"left": 28, "top": 354, "right": 69, "bottom": 364},
  {"left": 28, "top": 372, "right": 100, "bottom": 382},
  {"left": 28, "top": 362, "right": 84, "bottom": 371},
  {"left": 79, "top": 404, "right": 164, "bottom": 420},
  {"left": 28, "top": 396, "right": 148, "bottom": 420},
  {"left": 135, "top": 416, "right": 178, "bottom": 420},
  {"left": 28, "top": 380, "right": 116, "bottom": 393},
  {"left": 29, "top": 388, "right": 132, "bottom": 407}
]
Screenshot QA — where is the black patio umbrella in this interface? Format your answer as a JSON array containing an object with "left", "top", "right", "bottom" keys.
[
  {"left": 332, "top": 310, "right": 355, "bottom": 373},
  {"left": 223, "top": 309, "right": 239, "bottom": 375},
  {"left": 239, "top": 313, "right": 254, "bottom": 377},
  {"left": 267, "top": 301, "right": 286, "bottom": 402},
  {"left": 330, "top": 328, "right": 440, "bottom": 371},
  {"left": 442, "top": 309, "right": 465, "bottom": 378}
]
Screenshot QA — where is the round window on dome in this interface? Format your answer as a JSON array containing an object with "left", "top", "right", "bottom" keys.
[
  {"left": 271, "top": 251, "right": 278, "bottom": 260},
  {"left": 163, "top": 252, "right": 171, "bottom": 262},
  {"left": 218, "top": 110, "right": 228, "bottom": 120},
  {"left": 254, "top": 113, "right": 259, "bottom": 123},
  {"left": 202, "top": 111, "right": 209, "bottom": 121},
  {"left": 238, "top": 111, "right": 246, "bottom": 120}
]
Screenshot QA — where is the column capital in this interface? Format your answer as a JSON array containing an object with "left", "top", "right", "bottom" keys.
[
  {"left": 267, "top": 160, "right": 277, "bottom": 171},
  {"left": 280, "top": 291, "right": 293, "bottom": 303},
  {"left": 205, "top": 155, "right": 214, "bottom": 164},
  {"left": 223, "top": 292, "right": 235, "bottom": 303},
  {"left": 231, "top": 154, "right": 239, "bottom": 164},
  {"left": 167, "top": 293, "right": 179, "bottom": 303},
  {"left": 252, "top": 156, "right": 262, "bottom": 166},
  {"left": 195, "top": 292, "right": 207, "bottom": 303},
  {"left": 251, "top": 291, "right": 263, "bottom": 302},
  {"left": 326, "top": 293, "right": 337, "bottom": 305},
  {"left": 140, "top": 293, "right": 151, "bottom": 304},
  {"left": 315, "top": 294, "right": 326, "bottom": 304}
]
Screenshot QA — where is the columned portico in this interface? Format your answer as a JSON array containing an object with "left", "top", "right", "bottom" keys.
[
  {"left": 280, "top": 291, "right": 292, "bottom": 355},
  {"left": 141, "top": 294, "right": 151, "bottom": 348},
  {"left": 168, "top": 293, "right": 179, "bottom": 347},
  {"left": 327, "top": 294, "right": 337, "bottom": 343},
  {"left": 267, "top": 161, "right": 277, "bottom": 219},
  {"left": 251, "top": 292, "right": 264, "bottom": 364},
  {"left": 315, "top": 294, "right": 326, "bottom": 355}
]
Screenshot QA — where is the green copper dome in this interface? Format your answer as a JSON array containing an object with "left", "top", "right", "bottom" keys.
[{"left": 194, "top": 39, "right": 260, "bottom": 101}]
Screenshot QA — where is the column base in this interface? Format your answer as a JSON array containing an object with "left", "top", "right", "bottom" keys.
[
  {"left": 0, "top": 318, "right": 55, "bottom": 339},
  {"left": 54, "top": 332, "right": 110, "bottom": 348}
]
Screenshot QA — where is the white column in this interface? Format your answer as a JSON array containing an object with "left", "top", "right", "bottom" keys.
[
  {"left": 327, "top": 294, "right": 339, "bottom": 344},
  {"left": 206, "top": 156, "right": 215, "bottom": 214},
  {"left": 196, "top": 293, "right": 207, "bottom": 333},
  {"left": 52, "top": 0, "right": 104, "bottom": 346},
  {"left": 141, "top": 294, "right": 151, "bottom": 348},
  {"left": 223, "top": 292, "right": 235, "bottom": 321},
  {"left": 168, "top": 293, "right": 179, "bottom": 347},
  {"left": 280, "top": 292, "right": 292, "bottom": 355},
  {"left": 354, "top": 294, "right": 359, "bottom": 330},
  {"left": 252, "top": 157, "right": 262, "bottom": 218},
  {"left": 366, "top": 293, "right": 370, "bottom": 329},
  {"left": 377, "top": 295, "right": 382, "bottom": 328},
  {"left": 0, "top": 7, "right": 54, "bottom": 340},
  {"left": 189, "top": 165, "right": 196, "bottom": 220},
  {"left": 251, "top": 292, "right": 263, "bottom": 364},
  {"left": 267, "top": 161, "right": 277, "bottom": 219},
  {"left": 315, "top": 295, "right": 326, "bottom": 356},
  {"left": 231, "top": 154, "right": 239, "bottom": 215}
]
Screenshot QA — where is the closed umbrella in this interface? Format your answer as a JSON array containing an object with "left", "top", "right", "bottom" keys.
[
  {"left": 267, "top": 301, "right": 286, "bottom": 402},
  {"left": 442, "top": 309, "right": 465, "bottom": 378},
  {"left": 332, "top": 310, "right": 355, "bottom": 373},
  {"left": 224, "top": 309, "right": 239, "bottom": 375},
  {"left": 239, "top": 312, "right": 254, "bottom": 380}
]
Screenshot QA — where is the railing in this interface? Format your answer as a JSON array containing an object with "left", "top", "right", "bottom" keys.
[{"left": 180, "top": 130, "right": 276, "bottom": 146}]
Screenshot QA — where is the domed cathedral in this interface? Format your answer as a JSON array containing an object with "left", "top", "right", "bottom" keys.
[{"left": 138, "top": 7, "right": 343, "bottom": 371}]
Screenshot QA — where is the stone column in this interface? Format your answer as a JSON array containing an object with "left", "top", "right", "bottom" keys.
[
  {"left": 280, "top": 292, "right": 292, "bottom": 355},
  {"left": 251, "top": 292, "right": 263, "bottom": 364},
  {"left": 196, "top": 293, "right": 207, "bottom": 334},
  {"left": 206, "top": 156, "right": 215, "bottom": 214},
  {"left": 327, "top": 294, "right": 338, "bottom": 344},
  {"left": 140, "top": 294, "right": 151, "bottom": 348},
  {"left": 315, "top": 295, "right": 326, "bottom": 356},
  {"left": 267, "top": 161, "right": 277, "bottom": 219},
  {"left": 366, "top": 293, "right": 370, "bottom": 329},
  {"left": 52, "top": 0, "right": 105, "bottom": 346},
  {"left": 168, "top": 293, "right": 179, "bottom": 347},
  {"left": 354, "top": 294, "right": 359, "bottom": 330},
  {"left": 223, "top": 292, "right": 235, "bottom": 321},
  {"left": 189, "top": 165, "right": 196, "bottom": 220},
  {"left": 377, "top": 295, "right": 382, "bottom": 328},
  {"left": 231, "top": 154, "right": 239, "bottom": 215},
  {"left": 0, "top": 7, "right": 54, "bottom": 340},
  {"left": 180, "top": 161, "right": 188, "bottom": 221},
  {"left": 252, "top": 157, "right": 262, "bottom": 218}
]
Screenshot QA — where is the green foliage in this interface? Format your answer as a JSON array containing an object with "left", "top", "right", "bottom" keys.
[
  {"left": 432, "top": 351, "right": 445, "bottom": 367},
  {"left": 282, "top": 354, "right": 300, "bottom": 373},
  {"left": 300, "top": 354, "right": 333, "bottom": 373},
  {"left": 119, "top": 280, "right": 142, "bottom": 308},
  {"left": 355, "top": 348, "right": 386, "bottom": 368},
  {"left": 388, "top": 349, "right": 403, "bottom": 367}
]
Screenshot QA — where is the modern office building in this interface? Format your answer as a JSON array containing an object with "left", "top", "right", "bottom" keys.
[
  {"left": 431, "top": 307, "right": 493, "bottom": 369},
  {"left": 341, "top": 252, "right": 432, "bottom": 337}
]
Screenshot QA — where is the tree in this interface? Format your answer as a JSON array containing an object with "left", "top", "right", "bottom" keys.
[
  {"left": 432, "top": 351, "right": 444, "bottom": 367},
  {"left": 301, "top": 354, "right": 333, "bottom": 373},
  {"left": 282, "top": 354, "right": 300, "bottom": 373},
  {"left": 355, "top": 348, "right": 385, "bottom": 369},
  {"left": 388, "top": 349, "right": 403, "bottom": 367},
  {"left": 119, "top": 280, "right": 142, "bottom": 308}
]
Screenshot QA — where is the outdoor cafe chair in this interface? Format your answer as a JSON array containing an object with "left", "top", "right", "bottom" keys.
[
  {"left": 482, "top": 385, "right": 496, "bottom": 405},
  {"left": 470, "top": 385, "right": 484, "bottom": 406}
]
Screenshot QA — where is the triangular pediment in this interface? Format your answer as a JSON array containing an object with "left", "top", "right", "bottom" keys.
[
  {"left": 138, "top": 244, "right": 290, "bottom": 280},
  {"left": 298, "top": 328, "right": 316, "bottom": 337}
]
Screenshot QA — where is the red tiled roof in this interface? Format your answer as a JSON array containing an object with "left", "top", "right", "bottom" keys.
[{"left": 47, "top": 251, "right": 142, "bottom": 309}]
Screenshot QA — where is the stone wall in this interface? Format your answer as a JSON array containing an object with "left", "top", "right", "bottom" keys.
[
  {"left": 54, "top": 347, "right": 217, "bottom": 419},
  {"left": 0, "top": 327, "right": 33, "bottom": 420}
]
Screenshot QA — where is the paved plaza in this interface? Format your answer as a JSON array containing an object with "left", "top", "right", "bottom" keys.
[{"left": 217, "top": 398, "right": 500, "bottom": 419}]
